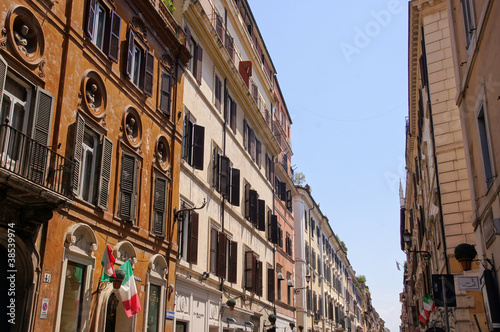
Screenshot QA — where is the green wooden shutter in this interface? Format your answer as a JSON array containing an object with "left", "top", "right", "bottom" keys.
[
  {"left": 220, "top": 156, "right": 230, "bottom": 197},
  {"left": 228, "top": 241, "right": 237, "bottom": 283},
  {"left": 72, "top": 113, "right": 85, "bottom": 196},
  {"left": 29, "top": 88, "right": 54, "bottom": 184},
  {"left": 97, "top": 135, "right": 113, "bottom": 210},
  {"left": 245, "top": 251, "right": 254, "bottom": 291},
  {"left": 144, "top": 51, "right": 154, "bottom": 96},
  {"left": 152, "top": 176, "right": 167, "bottom": 236},
  {"left": 108, "top": 11, "right": 121, "bottom": 62},
  {"left": 217, "top": 232, "right": 226, "bottom": 278},
  {"left": 160, "top": 72, "right": 172, "bottom": 115},
  {"left": 230, "top": 168, "right": 240, "bottom": 206},
  {"left": 188, "top": 211, "right": 199, "bottom": 264},
  {"left": 268, "top": 268, "right": 275, "bottom": 302},
  {"left": 257, "top": 199, "right": 265, "bottom": 231},
  {"left": 119, "top": 152, "right": 138, "bottom": 222},
  {"left": 192, "top": 124, "right": 204, "bottom": 170}
]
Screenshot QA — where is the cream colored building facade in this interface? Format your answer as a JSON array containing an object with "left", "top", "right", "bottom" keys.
[
  {"left": 172, "top": 0, "right": 283, "bottom": 330},
  {"left": 402, "top": 0, "right": 488, "bottom": 331}
]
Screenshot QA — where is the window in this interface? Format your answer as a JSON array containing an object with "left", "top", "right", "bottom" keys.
[
  {"left": 73, "top": 114, "right": 113, "bottom": 209},
  {"left": 147, "top": 284, "right": 161, "bottom": 332},
  {"left": 243, "top": 119, "right": 256, "bottom": 161},
  {"left": 152, "top": 175, "right": 169, "bottom": 237},
  {"left": 178, "top": 210, "right": 198, "bottom": 263},
  {"left": 226, "top": 95, "right": 237, "bottom": 133},
  {"left": 267, "top": 268, "right": 275, "bottom": 302},
  {"left": 244, "top": 250, "right": 262, "bottom": 295},
  {"left": 214, "top": 74, "right": 222, "bottom": 111},
  {"left": 277, "top": 222, "right": 283, "bottom": 248},
  {"left": 159, "top": 71, "right": 172, "bottom": 117},
  {"left": 85, "top": 0, "right": 120, "bottom": 62},
  {"left": 0, "top": 59, "right": 55, "bottom": 180},
  {"left": 145, "top": 255, "right": 168, "bottom": 332},
  {"left": 285, "top": 233, "right": 292, "bottom": 256},
  {"left": 212, "top": 148, "right": 240, "bottom": 205},
  {"left": 118, "top": 152, "right": 139, "bottom": 222},
  {"left": 460, "top": 0, "right": 474, "bottom": 49},
  {"left": 287, "top": 272, "right": 292, "bottom": 305},
  {"left": 312, "top": 249, "right": 316, "bottom": 270},
  {"left": 209, "top": 228, "right": 237, "bottom": 282},
  {"left": 477, "top": 105, "right": 494, "bottom": 188},
  {"left": 181, "top": 111, "right": 204, "bottom": 170},
  {"left": 244, "top": 183, "right": 258, "bottom": 224},
  {"left": 265, "top": 154, "right": 274, "bottom": 182},
  {"left": 125, "top": 29, "right": 154, "bottom": 96},
  {"left": 185, "top": 26, "right": 203, "bottom": 85}
]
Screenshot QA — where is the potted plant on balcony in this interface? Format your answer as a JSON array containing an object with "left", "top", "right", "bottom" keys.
[
  {"left": 298, "top": 325, "right": 304, "bottom": 331},
  {"left": 268, "top": 314, "right": 277, "bottom": 325},
  {"left": 226, "top": 298, "right": 236, "bottom": 311},
  {"left": 289, "top": 322, "right": 296, "bottom": 330},
  {"left": 454, "top": 243, "right": 477, "bottom": 271}
]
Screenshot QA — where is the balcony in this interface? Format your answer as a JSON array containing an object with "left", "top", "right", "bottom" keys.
[{"left": 0, "top": 123, "right": 73, "bottom": 202}]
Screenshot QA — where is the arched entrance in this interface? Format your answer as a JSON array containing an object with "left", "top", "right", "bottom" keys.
[
  {"left": 0, "top": 231, "right": 37, "bottom": 332},
  {"left": 99, "top": 284, "right": 135, "bottom": 332}
]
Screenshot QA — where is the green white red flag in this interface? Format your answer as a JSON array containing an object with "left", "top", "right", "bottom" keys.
[
  {"left": 418, "top": 294, "right": 435, "bottom": 324},
  {"left": 100, "top": 244, "right": 116, "bottom": 281},
  {"left": 116, "top": 259, "right": 142, "bottom": 317}
]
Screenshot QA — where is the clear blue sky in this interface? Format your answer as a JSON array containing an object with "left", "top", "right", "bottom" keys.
[{"left": 249, "top": 1, "right": 409, "bottom": 331}]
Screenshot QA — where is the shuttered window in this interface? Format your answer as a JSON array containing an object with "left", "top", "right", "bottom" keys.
[
  {"left": 192, "top": 125, "right": 204, "bottom": 170},
  {"left": 85, "top": 0, "right": 121, "bottom": 62},
  {"left": 182, "top": 113, "right": 205, "bottom": 170},
  {"left": 125, "top": 29, "right": 154, "bottom": 96},
  {"left": 228, "top": 241, "right": 237, "bottom": 283},
  {"left": 219, "top": 156, "right": 230, "bottom": 197},
  {"left": 249, "top": 189, "right": 257, "bottom": 224},
  {"left": 230, "top": 168, "right": 240, "bottom": 206},
  {"left": 245, "top": 251, "right": 256, "bottom": 292},
  {"left": 187, "top": 211, "right": 199, "bottom": 264},
  {"left": 270, "top": 214, "right": 278, "bottom": 244},
  {"left": 119, "top": 152, "right": 138, "bottom": 222},
  {"left": 160, "top": 72, "right": 172, "bottom": 116},
  {"left": 217, "top": 232, "right": 227, "bottom": 278},
  {"left": 257, "top": 199, "right": 265, "bottom": 231},
  {"left": 214, "top": 74, "right": 222, "bottom": 111},
  {"left": 255, "top": 260, "right": 262, "bottom": 296},
  {"left": 73, "top": 113, "right": 113, "bottom": 209},
  {"left": 194, "top": 44, "right": 203, "bottom": 85},
  {"left": 152, "top": 176, "right": 168, "bottom": 236},
  {"left": 210, "top": 228, "right": 218, "bottom": 274},
  {"left": 286, "top": 190, "right": 292, "bottom": 212},
  {"left": 267, "top": 268, "right": 275, "bottom": 302}
]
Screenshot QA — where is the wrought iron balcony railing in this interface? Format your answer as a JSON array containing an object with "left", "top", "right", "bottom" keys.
[{"left": 0, "top": 123, "right": 73, "bottom": 199}]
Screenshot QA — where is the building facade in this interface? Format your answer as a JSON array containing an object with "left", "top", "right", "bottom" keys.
[
  {"left": 0, "top": 0, "right": 189, "bottom": 331},
  {"left": 172, "top": 0, "right": 284, "bottom": 330},
  {"left": 446, "top": 0, "right": 500, "bottom": 329},
  {"left": 402, "top": 0, "right": 488, "bottom": 331}
]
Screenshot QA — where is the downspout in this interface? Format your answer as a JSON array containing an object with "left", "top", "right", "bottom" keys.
[{"left": 220, "top": 77, "right": 227, "bottom": 294}]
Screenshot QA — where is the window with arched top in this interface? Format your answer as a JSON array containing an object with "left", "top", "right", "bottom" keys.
[{"left": 56, "top": 223, "right": 98, "bottom": 331}]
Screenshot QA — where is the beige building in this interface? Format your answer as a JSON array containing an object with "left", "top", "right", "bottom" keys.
[
  {"left": 402, "top": 0, "right": 487, "bottom": 331},
  {"left": 446, "top": 0, "right": 500, "bottom": 329}
]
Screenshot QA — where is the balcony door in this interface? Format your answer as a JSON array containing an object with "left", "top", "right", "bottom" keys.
[{"left": 0, "top": 75, "right": 31, "bottom": 170}]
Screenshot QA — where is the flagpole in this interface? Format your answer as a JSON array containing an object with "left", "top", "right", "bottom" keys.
[{"left": 441, "top": 275, "right": 450, "bottom": 332}]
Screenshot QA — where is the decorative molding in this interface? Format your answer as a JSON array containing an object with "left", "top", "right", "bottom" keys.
[
  {"left": 64, "top": 223, "right": 98, "bottom": 256},
  {"left": 148, "top": 254, "right": 168, "bottom": 278},
  {"left": 131, "top": 14, "right": 149, "bottom": 47},
  {"left": 160, "top": 50, "right": 174, "bottom": 73},
  {"left": 113, "top": 240, "right": 138, "bottom": 267},
  {"left": 121, "top": 107, "right": 142, "bottom": 152}
]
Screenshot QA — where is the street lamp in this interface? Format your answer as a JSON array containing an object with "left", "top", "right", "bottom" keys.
[
  {"left": 294, "top": 274, "right": 311, "bottom": 294},
  {"left": 403, "top": 230, "right": 431, "bottom": 260}
]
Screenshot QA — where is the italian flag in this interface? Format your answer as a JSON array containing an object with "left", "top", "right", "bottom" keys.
[
  {"left": 116, "top": 260, "right": 142, "bottom": 317},
  {"left": 418, "top": 294, "right": 435, "bottom": 324},
  {"left": 100, "top": 244, "right": 116, "bottom": 282}
]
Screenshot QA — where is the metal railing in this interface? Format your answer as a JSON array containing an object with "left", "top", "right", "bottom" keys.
[{"left": 0, "top": 124, "right": 73, "bottom": 199}]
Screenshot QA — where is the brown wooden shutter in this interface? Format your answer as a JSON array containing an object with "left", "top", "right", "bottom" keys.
[
  {"left": 280, "top": 182, "right": 287, "bottom": 201},
  {"left": 195, "top": 44, "right": 203, "bottom": 85},
  {"left": 220, "top": 156, "right": 230, "bottom": 197},
  {"left": 97, "top": 135, "right": 113, "bottom": 210},
  {"left": 119, "top": 152, "right": 138, "bottom": 222},
  {"left": 152, "top": 176, "right": 167, "bottom": 236},
  {"left": 215, "top": 75, "right": 221, "bottom": 111},
  {"left": 286, "top": 190, "right": 292, "bottom": 211},
  {"left": 270, "top": 214, "right": 278, "bottom": 244},
  {"left": 210, "top": 228, "right": 218, "bottom": 273},
  {"left": 225, "top": 33, "right": 234, "bottom": 59},
  {"left": 256, "top": 260, "right": 262, "bottom": 296},
  {"left": 29, "top": 88, "right": 54, "bottom": 184},
  {"left": 192, "top": 125, "right": 204, "bottom": 170},
  {"left": 144, "top": 51, "right": 154, "bottom": 96},
  {"left": 249, "top": 189, "right": 257, "bottom": 225},
  {"left": 249, "top": 128, "right": 255, "bottom": 160},
  {"left": 255, "top": 139, "right": 261, "bottom": 167},
  {"left": 126, "top": 29, "right": 134, "bottom": 78},
  {"left": 72, "top": 113, "right": 85, "bottom": 196},
  {"left": 268, "top": 268, "right": 275, "bottom": 302},
  {"left": 188, "top": 211, "right": 199, "bottom": 264},
  {"left": 245, "top": 251, "right": 254, "bottom": 291},
  {"left": 160, "top": 72, "right": 172, "bottom": 115},
  {"left": 108, "top": 11, "right": 121, "bottom": 62},
  {"left": 217, "top": 232, "right": 227, "bottom": 278},
  {"left": 86, "top": 0, "right": 96, "bottom": 38},
  {"left": 230, "top": 168, "right": 240, "bottom": 206},
  {"left": 228, "top": 241, "right": 237, "bottom": 283},
  {"left": 215, "top": 13, "right": 223, "bottom": 40},
  {"left": 257, "top": 199, "right": 265, "bottom": 231},
  {"left": 230, "top": 99, "right": 237, "bottom": 133}
]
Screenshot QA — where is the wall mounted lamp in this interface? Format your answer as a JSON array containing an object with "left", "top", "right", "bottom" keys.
[
  {"left": 403, "top": 230, "right": 431, "bottom": 260},
  {"left": 174, "top": 198, "right": 207, "bottom": 223}
]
